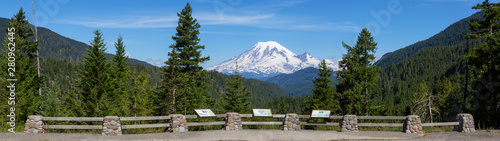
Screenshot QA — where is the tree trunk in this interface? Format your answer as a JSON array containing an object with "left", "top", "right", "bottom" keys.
[
  {"left": 134, "top": 89, "right": 137, "bottom": 133},
  {"left": 428, "top": 93, "right": 433, "bottom": 123},
  {"left": 493, "top": 87, "right": 499, "bottom": 129}
]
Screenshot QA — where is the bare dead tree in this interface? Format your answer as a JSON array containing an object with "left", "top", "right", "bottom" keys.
[
  {"left": 32, "top": 1, "right": 42, "bottom": 95},
  {"left": 412, "top": 93, "right": 442, "bottom": 123}
]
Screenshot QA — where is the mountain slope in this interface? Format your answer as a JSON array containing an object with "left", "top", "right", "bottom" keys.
[
  {"left": 266, "top": 67, "right": 337, "bottom": 96},
  {"left": 0, "top": 17, "right": 152, "bottom": 66},
  {"left": 371, "top": 11, "right": 485, "bottom": 119},
  {"left": 374, "top": 11, "right": 483, "bottom": 68},
  {"left": 207, "top": 41, "right": 337, "bottom": 79},
  {"left": 0, "top": 16, "right": 288, "bottom": 112}
]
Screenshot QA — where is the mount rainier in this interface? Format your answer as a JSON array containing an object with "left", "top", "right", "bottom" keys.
[{"left": 207, "top": 41, "right": 338, "bottom": 79}]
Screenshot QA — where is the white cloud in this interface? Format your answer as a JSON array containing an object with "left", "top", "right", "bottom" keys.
[
  {"left": 197, "top": 13, "right": 276, "bottom": 26},
  {"left": 292, "top": 22, "right": 361, "bottom": 32},
  {"left": 124, "top": 51, "right": 130, "bottom": 58},
  {"left": 146, "top": 57, "right": 165, "bottom": 66},
  {"left": 56, "top": 0, "right": 357, "bottom": 32},
  {"left": 58, "top": 15, "right": 178, "bottom": 28}
]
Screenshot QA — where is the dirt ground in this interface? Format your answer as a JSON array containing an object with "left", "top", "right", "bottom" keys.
[{"left": 0, "top": 130, "right": 499, "bottom": 141}]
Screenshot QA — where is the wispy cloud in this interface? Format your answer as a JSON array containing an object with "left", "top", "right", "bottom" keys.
[
  {"left": 292, "top": 22, "right": 360, "bottom": 32},
  {"left": 146, "top": 57, "right": 165, "bottom": 66},
  {"left": 125, "top": 51, "right": 130, "bottom": 58},
  {"left": 277, "top": 0, "right": 306, "bottom": 7},
  {"left": 56, "top": 0, "right": 358, "bottom": 33},
  {"left": 57, "top": 15, "right": 178, "bottom": 28},
  {"left": 197, "top": 13, "right": 276, "bottom": 26}
]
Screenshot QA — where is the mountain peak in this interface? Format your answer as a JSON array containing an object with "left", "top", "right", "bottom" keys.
[{"left": 207, "top": 41, "right": 338, "bottom": 79}]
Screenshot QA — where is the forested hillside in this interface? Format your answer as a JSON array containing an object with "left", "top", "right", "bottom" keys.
[
  {"left": 266, "top": 67, "right": 337, "bottom": 96},
  {"left": 0, "top": 17, "right": 152, "bottom": 66},
  {"left": 0, "top": 8, "right": 289, "bottom": 132},
  {"left": 0, "top": 16, "right": 286, "bottom": 109},
  {"left": 374, "top": 11, "right": 483, "bottom": 68},
  {"left": 371, "top": 10, "right": 488, "bottom": 124},
  {"left": 2, "top": 1, "right": 499, "bottom": 133}
]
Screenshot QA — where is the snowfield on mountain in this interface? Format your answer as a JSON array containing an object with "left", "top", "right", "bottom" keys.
[{"left": 207, "top": 41, "right": 338, "bottom": 79}]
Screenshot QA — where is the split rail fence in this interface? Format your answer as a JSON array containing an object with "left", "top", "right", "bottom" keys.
[{"left": 24, "top": 113, "right": 475, "bottom": 136}]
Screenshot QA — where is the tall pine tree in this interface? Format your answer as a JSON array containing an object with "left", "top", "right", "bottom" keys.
[
  {"left": 337, "top": 28, "right": 379, "bottom": 115},
  {"left": 111, "top": 34, "right": 132, "bottom": 116},
  {"left": 0, "top": 8, "right": 42, "bottom": 127},
  {"left": 223, "top": 63, "right": 251, "bottom": 113},
  {"left": 466, "top": 0, "right": 500, "bottom": 129},
  {"left": 77, "top": 29, "right": 112, "bottom": 117},
  {"left": 160, "top": 2, "right": 211, "bottom": 115},
  {"left": 306, "top": 60, "right": 337, "bottom": 113}
]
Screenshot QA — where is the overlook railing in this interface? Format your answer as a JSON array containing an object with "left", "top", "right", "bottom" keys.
[{"left": 24, "top": 113, "right": 475, "bottom": 136}]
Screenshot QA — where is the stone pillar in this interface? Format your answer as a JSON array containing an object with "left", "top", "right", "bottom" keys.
[
  {"left": 454, "top": 113, "right": 475, "bottom": 133},
  {"left": 404, "top": 115, "right": 423, "bottom": 135},
  {"left": 102, "top": 116, "right": 122, "bottom": 136},
  {"left": 24, "top": 115, "right": 44, "bottom": 133},
  {"left": 340, "top": 115, "right": 358, "bottom": 132},
  {"left": 168, "top": 114, "right": 188, "bottom": 133},
  {"left": 283, "top": 113, "right": 300, "bottom": 131},
  {"left": 224, "top": 112, "right": 242, "bottom": 130}
]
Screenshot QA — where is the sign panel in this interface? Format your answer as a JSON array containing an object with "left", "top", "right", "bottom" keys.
[
  {"left": 194, "top": 109, "right": 216, "bottom": 118},
  {"left": 310, "top": 110, "right": 331, "bottom": 118},
  {"left": 252, "top": 109, "right": 273, "bottom": 117}
]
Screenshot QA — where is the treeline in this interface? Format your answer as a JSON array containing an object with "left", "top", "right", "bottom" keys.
[
  {"left": 0, "top": 3, "right": 292, "bottom": 132},
  {"left": 265, "top": 1, "right": 500, "bottom": 130},
  {"left": 372, "top": 1, "right": 500, "bottom": 129},
  {"left": 2, "top": 0, "right": 499, "bottom": 133}
]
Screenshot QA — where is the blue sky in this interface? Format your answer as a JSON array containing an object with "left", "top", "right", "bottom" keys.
[{"left": 0, "top": 0, "right": 491, "bottom": 68}]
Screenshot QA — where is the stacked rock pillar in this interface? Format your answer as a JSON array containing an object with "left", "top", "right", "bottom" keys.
[
  {"left": 224, "top": 112, "right": 242, "bottom": 130},
  {"left": 283, "top": 113, "right": 300, "bottom": 131},
  {"left": 340, "top": 115, "right": 358, "bottom": 132},
  {"left": 168, "top": 114, "right": 188, "bottom": 133},
  {"left": 24, "top": 115, "right": 44, "bottom": 133},
  {"left": 404, "top": 115, "right": 423, "bottom": 135},
  {"left": 454, "top": 113, "right": 475, "bottom": 133},
  {"left": 102, "top": 116, "right": 122, "bottom": 136}
]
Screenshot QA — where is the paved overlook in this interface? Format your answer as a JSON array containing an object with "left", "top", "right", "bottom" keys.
[{"left": 1, "top": 130, "right": 500, "bottom": 141}]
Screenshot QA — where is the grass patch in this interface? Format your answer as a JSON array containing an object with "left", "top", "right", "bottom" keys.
[{"left": 422, "top": 126, "right": 454, "bottom": 132}]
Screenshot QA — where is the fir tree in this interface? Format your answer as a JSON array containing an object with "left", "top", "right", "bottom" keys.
[
  {"left": 135, "top": 70, "right": 154, "bottom": 117},
  {"left": 466, "top": 0, "right": 500, "bottom": 128},
  {"left": 77, "top": 29, "right": 111, "bottom": 117},
  {"left": 337, "top": 28, "right": 380, "bottom": 115},
  {"left": 0, "top": 8, "right": 42, "bottom": 127},
  {"left": 223, "top": 62, "right": 251, "bottom": 113},
  {"left": 306, "top": 60, "right": 337, "bottom": 113},
  {"left": 158, "top": 46, "right": 185, "bottom": 115},
  {"left": 112, "top": 34, "right": 129, "bottom": 79},
  {"left": 160, "top": 2, "right": 211, "bottom": 115},
  {"left": 111, "top": 34, "right": 132, "bottom": 116}
]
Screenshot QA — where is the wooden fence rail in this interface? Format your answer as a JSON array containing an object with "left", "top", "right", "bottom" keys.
[
  {"left": 42, "top": 117, "right": 103, "bottom": 121},
  {"left": 421, "top": 122, "right": 459, "bottom": 127},
  {"left": 37, "top": 115, "right": 407, "bottom": 129},
  {"left": 26, "top": 113, "right": 473, "bottom": 135}
]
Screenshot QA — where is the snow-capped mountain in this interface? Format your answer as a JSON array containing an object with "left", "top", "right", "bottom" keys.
[{"left": 207, "top": 41, "right": 338, "bottom": 79}]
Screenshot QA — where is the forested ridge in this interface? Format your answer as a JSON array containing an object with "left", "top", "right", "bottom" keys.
[
  {"left": 374, "top": 11, "right": 483, "bottom": 68},
  {"left": 266, "top": 67, "right": 338, "bottom": 96},
  {"left": 1, "top": 1, "right": 500, "bottom": 133},
  {"left": 0, "top": 5, "right": 287, "bottom": 132}
]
